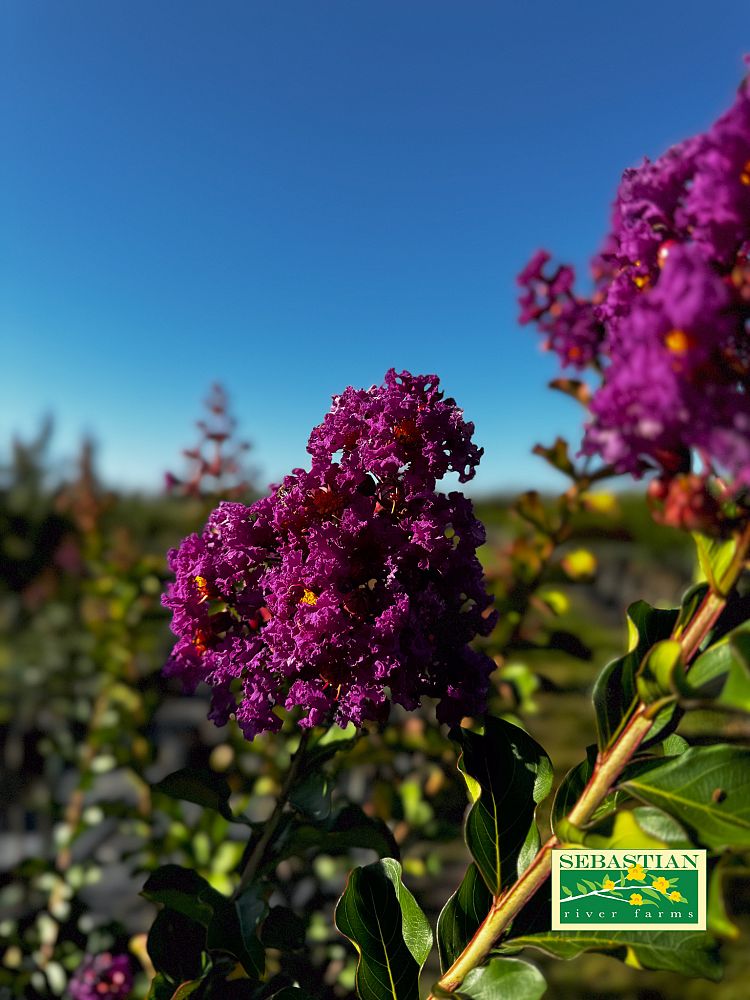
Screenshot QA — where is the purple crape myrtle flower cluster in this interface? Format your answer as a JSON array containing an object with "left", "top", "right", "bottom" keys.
[
  {"left": 68, "top": 953, "right": 133, "bottom": 1000},
  {"left": 518, "top": 66, "right": 750, "bottom": 508},
  {"left": 163, "top": 370, "right": 498, "bottom": 740}
]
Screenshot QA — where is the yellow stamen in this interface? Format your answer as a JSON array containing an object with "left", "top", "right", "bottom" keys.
[
  {"left": 741, "top": 159, "right": 750, "bottom": 186},
  {"left": 194, "top": 575, "right": 210, "bottom": 601},
  {"left": 300, "top": 588, "right": 318, "bottom": 606},
  {"left": 664, "top": 328, "right": 693, "bottom": 353},
  {"left": 633, "top": 273, "right": 650, "bottom": 289}
]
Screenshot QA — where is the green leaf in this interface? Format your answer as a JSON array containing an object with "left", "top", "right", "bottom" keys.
[
  {"left": 628, "top": 806, "right": 692, "bottom": 848},
  {"left": 289, "top": 769, "right": 331, "bottom": 822},
  {"left": 260, "top": 907, "right": 307, "bottom": 951},
  {"left": 501, "top": 929, "right": 720, "bottom": 980},
  {"left": 170, "top": 983, "right": 203, "bottom": 1000},
  {"left": 335, "top": 858, "right": 432, "bottom": 1000},
  {"left": 303, "top": 722, "right": 359, "bottom": 772},
  {"left": 147, "top": 908, "right": 206, "bottom": 981},
  {"left": 707, "top": 857, "right": 741, "bottom": 940},
  {"left": 146, "top": 974, "right": 178, "bottom": 1000},
  {"left": 276, "top": 804, "right": 398, "bottom": 864},
  {"left": 457, "top": 717, "right": 553, "bottom": 895},
  {"left": 141, "top": 865, "right": 224, "bottom": 925},
  {"left": 681, "top": 622, "right": 750, "bottom": 712},
  {"left": 452, "top": 957, "right": 546, "bottom": 1000},
  {"left": 205, "top": 884, "right": 267, "bottom": 979},
  {"left": 141, "top": 865, "right": 266, "bottom": 979},
  {"left": 693, "top": 533, "right": 736, "bottom": 591},
  {"left": 636, "top": 639, "right": 683, "bottom": 705},
  {"left": 593, "top": 602, "right": 678, "bottom": 750},
  {"left": 152, "top": 767, "right": 237, "bottom": 822},
  {"left": 660, "top": 733, "right": 689, "bottom": 756},
  {"left": 622, "top": 744, "right": 750, "bottom": 850},
  {"left": 436, "top": 863, "right": 492, "bottom": 972}
]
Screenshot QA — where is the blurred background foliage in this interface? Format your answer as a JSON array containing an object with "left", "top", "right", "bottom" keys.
[{"left": 2, "top": 391, "right": 749, "bottom": 999}]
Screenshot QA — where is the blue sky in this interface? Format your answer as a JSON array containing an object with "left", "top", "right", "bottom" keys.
[{"left": 2, "top": 1, "right": 748, "bottom": 495}]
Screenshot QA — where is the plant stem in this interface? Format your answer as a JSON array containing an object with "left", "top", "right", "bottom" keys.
[
  {"left": 431, "top": 524, "right": 750, "bottom": 996},
  {"left": 233, "top": 728, "right": 311, "bottom": 899},
  {"left": 679, "top": 521, "right": 750, "bottom": 660}
]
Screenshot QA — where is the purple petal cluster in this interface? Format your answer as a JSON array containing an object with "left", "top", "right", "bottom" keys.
[
  {"left": 518, "top": 67, "right": 750, "bottom": 490},
  {"left": 69, "top": 953, "right": 132, "bottom": 1000},
  {"left": 163, "top": 370, "right": 497, "bottom": 739}
]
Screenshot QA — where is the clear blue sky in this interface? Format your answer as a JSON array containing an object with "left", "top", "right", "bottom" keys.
[{"left": 2, "top": 1, "right": 748, "bottom": 494}]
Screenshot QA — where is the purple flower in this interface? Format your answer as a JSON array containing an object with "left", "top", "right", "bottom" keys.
[
  {"left": 517, "top": 251, "right": 603, "bottom": 368},
  {"left": 163, "top": 371, "right": 497, "bottom": 739},
  {"left": 583, "top": 246, "right": 741, "bottom": 475},
  {"left": 518, "top": 63, "right": 750, "bottom": 493},
  {"left": 68, "top": 953, "right": 132, "bottom": 1000}
]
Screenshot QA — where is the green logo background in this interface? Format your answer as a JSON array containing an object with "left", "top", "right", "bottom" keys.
[{"left": 552, "top": 849, "right": 706, "bottom": 930}]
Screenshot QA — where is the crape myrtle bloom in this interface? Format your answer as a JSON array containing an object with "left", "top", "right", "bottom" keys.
[
  {"left": 517, "top": 65, "right": 750, "bottom": 497},
  {"left": 163, "top": 370, "right": 497, "bottom": 740},
  {"left": 516, "top": 250, "right": 604, "bottom": 369},
  {"left": 68, "top": 953, "right": 133, "bottom": 1000}
]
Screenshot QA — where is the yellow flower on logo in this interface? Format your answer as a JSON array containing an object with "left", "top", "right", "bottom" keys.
[
  {"left": 669, "top": 890, "right": 682, "bottom": 902},
  {"left": 629, "top": 893, "right": 643, "bottom": 906},
  {"left": 652, "top": 876, "right": 670, "bottom": 893},
  {"left": 602, "top": 877, "right": 616, "bottom": 891},
  {"left": 626, "top": 863, "right": 646, "bottom": 881}
]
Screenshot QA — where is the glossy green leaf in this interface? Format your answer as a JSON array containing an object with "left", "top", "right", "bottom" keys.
[
  {"left": 681, "top": 623, "right": 750, "bottom": 712},
  {"left": 147, "top": 908, "right": 206, "bottom": 981},
  {"left": 289, "top": 769, "right": 331, "bottom": 821},
  {"left": 146, "top": 974, "right": 178, "bottom": 1000},
  {"left": 302, "top": 723, "right": 359, "bottom": 773},
  {"left": 636, "top": 639, "right": 683, "bottom": 705},
  {"left": 170, "top": 983, "right": 203, "bottom": 1000},
  {"left": 141, "top": 865, "right": 224, "bottom": 925},
  {"left": 707, "top": 857, "right": 741, "bottom": 941},
  {"left": 567, "top": 805, "right": 691, "bottom": 851},
  {"left": 660, "top": 733, "right": 689, "bottom": 756},
  {"left": 622, "top": 744, "right": 750, "bottom": 850},
  {"left": 436, "top": 863, "right": 492, "bottom": 972},
  {"left": 593, "top": 602, "right": 678, "bottom": 750},
  {"left": 335, "top": 858, "right": 432, "bottom": 1000},
  {"left": 453, "top": 957, "right": 546, "bottom": 1000},
  {"left": 457, "top": 717, "right": 553, "bottom": 895},
  {"left": 205, "top": 884, "right": 267, "bottom": 979},
  {"left": 501, "top": 929, "right": 720, "bottom": 980},
  {"left": 693, "top": 533, "right": 736, "bottom": 590},
  {"left": 276, "top": 804, "right": 398, "bottom": 864},
  {"left": 141, "top": 865, "right": 266, "bottom": 979},
  {"left": 152, "top": 767, "right": 237, "bottom": 822}
]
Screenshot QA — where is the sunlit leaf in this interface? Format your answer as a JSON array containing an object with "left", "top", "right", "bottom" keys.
[
  {"left": 436, "top": 863, "right": 492, "bottom": 972},
  {"left": 457, "top": 717, "right": 552, "bottom": 895},
  {"left": 335, "top": 858, "right": 432, "bottom": 1000},
  {"left": 622, "top": 745, "right": 750, "bottom": 850},
  {"left": 452, "top": 957, "right": 546, "bottom": 1000},
  {"left": 500, "top": 929, "right": 720, "bottom": 980}
]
